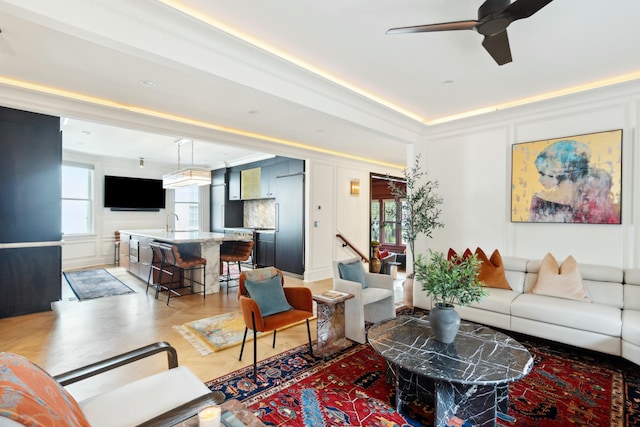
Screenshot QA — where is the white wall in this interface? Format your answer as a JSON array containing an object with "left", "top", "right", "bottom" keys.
[
  {"left": 415, "top": 80, "right": 640, "bottom": 269},
  {"left": 304, "top": 158, "right": 403, "bottom": 282}
]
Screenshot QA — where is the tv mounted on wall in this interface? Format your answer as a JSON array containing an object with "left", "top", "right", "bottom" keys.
[{"left": 104, "top": 175, "right": 166, "bottom": 211}]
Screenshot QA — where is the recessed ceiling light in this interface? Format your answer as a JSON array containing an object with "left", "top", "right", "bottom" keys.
[
  {"left": 442, "top": 80, "right": 454, "bottom": 85},
  {"left": 81, "top": 130, "right": 91, "bottom": 135},
  {"left": 141, "top": 80, "right": 156, "bottom": 87},
  {"left": 248, "top": 110, "right": 259, "bottom": 115}
]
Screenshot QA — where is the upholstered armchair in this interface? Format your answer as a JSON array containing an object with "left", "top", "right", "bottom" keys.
[
  {"left": 238, "top": 267, "right": 314, "bottom": 378},
  {"left": 0, "top": 342, "right": 219, "bottom": 427},
  {"left": 332, "top": 258, "right": 396, "bottom": 344}
]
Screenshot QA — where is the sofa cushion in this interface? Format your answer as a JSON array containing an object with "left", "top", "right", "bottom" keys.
[
  {"left": 622, "top": 310, "right": 640, "bottom": 346},
  {"left": 338, "top": 260, "right": 366, "bottom": 289},
  {"left": 624, "top": 277, "right": 640, "bottom": 310},
  {"left": 511, "top": 293, "right": 621, "bottom": 336},
  {"left": 244, "top": 274, "right": 293, "bottom": 317},
  {"left": 361, "top": 287, "right": 394, "bottom": 305},
  {"left": 475, "top": 248, "right": 512, "bottom": 290},
  {"left": 531, "top": 253, "right": 590, "bottom": 302},
  {"left": 0, "top": 352, "right": 91, "bottom": 427},
  {"left": 463, "top": 288, "right": 520, "bottom": 315}
]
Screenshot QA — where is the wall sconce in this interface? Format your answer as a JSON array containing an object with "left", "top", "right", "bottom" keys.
[
  {"left": 350, "top": 178, "right": 360, "bottom": 196},
  {"left": 139, "top": 157, "right": 144, "bottom": 168}
]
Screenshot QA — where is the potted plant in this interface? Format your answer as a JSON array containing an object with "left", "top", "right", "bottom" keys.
[
  {"left": 387, "top": 154, "right": 444, "bottom": 307},
  {"left": 414, "top": 250, "right": 487, "bottom": 343}
]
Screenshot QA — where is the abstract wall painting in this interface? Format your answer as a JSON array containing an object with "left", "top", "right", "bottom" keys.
[{"left": 511, "top": 129, "right": 622, "bottom": 224}]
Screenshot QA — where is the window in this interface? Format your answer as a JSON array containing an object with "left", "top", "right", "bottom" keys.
[
  {"left": 62, "top": 163, "right": 94, "bottom": 234},
  {"left": 174, "top": 186, "right": 200, "bottom": 231},
  {"left": 371, "top": 198, "right": 405, "bottom": 247}
]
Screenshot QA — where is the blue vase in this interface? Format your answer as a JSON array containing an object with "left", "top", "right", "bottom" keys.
[{"left": 429, "top": 303, "right": 461, "bottom": 343}]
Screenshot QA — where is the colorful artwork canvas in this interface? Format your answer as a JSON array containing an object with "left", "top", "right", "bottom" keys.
[{"left": 511, "top": 129, "right": 622, "bottom": 224}]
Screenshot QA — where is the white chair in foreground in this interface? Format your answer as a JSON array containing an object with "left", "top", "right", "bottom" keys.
[
  {"left": 333, "top": 257, "right": 396, "bottom": 344},
  {"left": 0, "top": 342, "right": 220, "bottom": 427}
]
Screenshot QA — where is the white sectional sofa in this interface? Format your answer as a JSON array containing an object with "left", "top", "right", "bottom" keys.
[{"left": 413, "top": 256, "right": 640, "bottom": 365}]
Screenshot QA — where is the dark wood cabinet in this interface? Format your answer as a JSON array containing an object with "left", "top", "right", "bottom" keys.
[
  {"left": 255, "top": 232, "right": 275, "bottom": 267},
  {"left": 210, "top": 169, "right": 243, "bottom": 232},
  {"left": 228, "top": 170, "right": 241, "bottom": 200},
  {"left": 263, "top": 162, "right": 291, "bottom": 198},
  {"left": 0, "top": 106, "right": 61, "bottom": 318},
  {"left": 274, "top": 160, "right": 304, "bottom": 275},
  {"left": 212, "top": 157, "right": 304, "bottom": 275}
]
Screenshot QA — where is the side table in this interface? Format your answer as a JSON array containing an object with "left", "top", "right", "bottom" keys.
[{"left": 312, "top": 290, "right": 354, "bottom": 358}]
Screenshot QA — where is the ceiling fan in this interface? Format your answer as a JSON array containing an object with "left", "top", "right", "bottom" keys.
[{"left": 386, "top": 0, "right": 554, "bottom": 65}]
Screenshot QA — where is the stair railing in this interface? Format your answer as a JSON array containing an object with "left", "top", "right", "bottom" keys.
[{"left": 336, "top": 234, "right": 370, "bottom": 263}]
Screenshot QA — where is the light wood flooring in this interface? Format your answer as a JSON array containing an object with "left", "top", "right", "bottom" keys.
[{"left": 0, "top": 265, "right": 405, "bottom": 401}]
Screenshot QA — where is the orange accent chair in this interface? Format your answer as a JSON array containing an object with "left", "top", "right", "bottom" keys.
[{"left": 238, "top": 267, "right": 314, "bottom": 379}]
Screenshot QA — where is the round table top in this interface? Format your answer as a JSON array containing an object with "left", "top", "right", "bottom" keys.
[{"left": 368, "top": 315, "right": 533, "bottom": 385}]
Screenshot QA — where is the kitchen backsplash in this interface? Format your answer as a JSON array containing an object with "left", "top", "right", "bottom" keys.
[{"left": 244, "top": 199, "right": 276, "bottom": 228}]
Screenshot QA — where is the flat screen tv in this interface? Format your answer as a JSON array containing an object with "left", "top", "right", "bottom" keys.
[{"left": 104, "top": 175, "right": 166, "bottom": 211}]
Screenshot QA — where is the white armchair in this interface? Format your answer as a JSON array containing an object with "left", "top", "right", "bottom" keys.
[{"left": 333, "top": 258, "right": 396, "bottom": 344}]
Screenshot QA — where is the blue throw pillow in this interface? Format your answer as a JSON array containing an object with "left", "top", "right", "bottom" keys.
[
  {"left": 244, "top": 274, "right": 292, "bottom": 317},
  {"left": 338, "top": 261, "right": 366, "bottom": 289}
]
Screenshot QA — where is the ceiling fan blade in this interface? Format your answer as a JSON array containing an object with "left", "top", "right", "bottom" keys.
[
  {"left": 482, "top": 30, "right": 512, "bottom": 65},
  {"left": 387, "top": 20, "right": 477, "bottom": 35},
  {"left": 505, "top": 0, "right": 554, "bottom": 21}
]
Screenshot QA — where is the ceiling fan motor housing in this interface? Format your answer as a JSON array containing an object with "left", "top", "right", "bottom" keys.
[{"left": 477, "top": 0, "right": 512, "bottom": 35}]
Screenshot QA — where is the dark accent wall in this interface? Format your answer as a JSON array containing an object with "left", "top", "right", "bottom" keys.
[{"left": 0, "top": 106, "right": 62, "bottom": 318}]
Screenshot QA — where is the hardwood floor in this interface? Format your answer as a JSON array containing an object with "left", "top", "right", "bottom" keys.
[{"left": 0, "top": 265, "right": 405, "bottom": 401}]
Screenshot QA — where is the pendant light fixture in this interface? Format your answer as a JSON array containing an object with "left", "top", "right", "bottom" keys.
[{"left": 162, "top": 138, "right": 211, "bottom": 188}]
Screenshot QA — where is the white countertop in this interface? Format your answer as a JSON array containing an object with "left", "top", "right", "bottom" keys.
[{"left": 120, "top": 229, "right": 244, "bottom": 244}]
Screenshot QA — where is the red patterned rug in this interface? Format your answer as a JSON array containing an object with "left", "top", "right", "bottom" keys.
[{"left": 206, "top": 329, "right": 640, "bottom": 426}]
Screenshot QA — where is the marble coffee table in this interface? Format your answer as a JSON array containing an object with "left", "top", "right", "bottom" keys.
[{"left": 368, "top": 315, "right": 533, "bottom": 427}]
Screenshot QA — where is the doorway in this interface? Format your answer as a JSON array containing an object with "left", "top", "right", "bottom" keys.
[{"left": 370, "top": 173, "right": 406, "bottom": 266}]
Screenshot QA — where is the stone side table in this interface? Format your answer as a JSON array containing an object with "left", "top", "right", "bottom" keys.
[{"left": 312, "top": 290, "right": 354, "bottom": 358}]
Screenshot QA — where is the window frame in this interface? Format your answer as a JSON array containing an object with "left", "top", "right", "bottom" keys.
[{"left": 61, "top": 162, "right": 94, "bottom": 236}]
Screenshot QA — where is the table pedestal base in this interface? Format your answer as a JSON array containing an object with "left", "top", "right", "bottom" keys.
[
  {"left": 392, "top": 366, "right": 510, "bottom": 427},
  {"left": 313, "top": 299, "right": 351, "bottom": 359}
]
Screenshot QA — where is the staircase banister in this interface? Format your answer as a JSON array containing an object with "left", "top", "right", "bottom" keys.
[{"left": 335, "top": 234, "right": 370, "bottom": 263}]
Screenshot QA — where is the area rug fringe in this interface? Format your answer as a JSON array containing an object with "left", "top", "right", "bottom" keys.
[
  {"left": 175, "top": 310, "right": 315, "bottom": 356},
  {"left": 172, "top": 325, "right": 217, "bottom": 356}
]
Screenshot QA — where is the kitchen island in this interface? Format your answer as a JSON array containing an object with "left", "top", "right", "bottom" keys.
[{"left": 119, "top": 229, "right": 248, "bottom": 294}]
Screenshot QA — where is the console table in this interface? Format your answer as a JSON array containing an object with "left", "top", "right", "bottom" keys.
[{"left": 368, "top": 315, "right": 533, "bottom": 427}]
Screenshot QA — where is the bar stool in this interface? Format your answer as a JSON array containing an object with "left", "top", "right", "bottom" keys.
[
  {"left": 147, "top": 242, "right": 164, "bottom": 295},
  {"left": 156, "top": 244, "right": 207, "bottom": 305},
  {"left": 220, "top": 240, "right": 254, "bottom": 294},
  {"left": 114, "top": 231, "right": 120, "bottom": 265}
]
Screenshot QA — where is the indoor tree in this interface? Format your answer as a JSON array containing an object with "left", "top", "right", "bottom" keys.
[{"left": 387, "top": 154, "right": 444, "bottom": 279}]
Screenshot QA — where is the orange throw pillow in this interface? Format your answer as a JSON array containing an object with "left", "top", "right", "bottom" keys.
[
  {"left": 475, "top": 248, "right": 512, "bottom": 290},
  {"left": 531, "top": 253, "right": 590, "bottom": 302},
  {"left": 447, "top": 248, "right": 473, "bottom": 262},
  {"left": 0, "top": 352, "right": 91, "bottom": 426}
]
